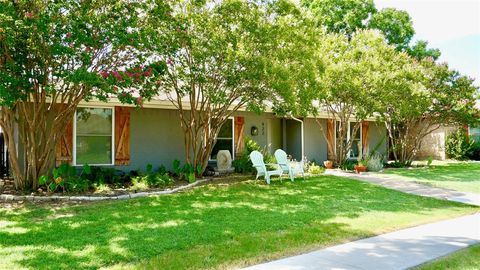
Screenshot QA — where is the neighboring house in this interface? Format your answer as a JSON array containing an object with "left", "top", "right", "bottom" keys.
[
  {"left": 50, "top": 97, "right": 388, "bottom": 172},
  {"left": 417, "top": 100, "right": 480, "bottom": 160}
]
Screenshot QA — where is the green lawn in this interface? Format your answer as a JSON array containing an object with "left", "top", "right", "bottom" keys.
[
  {"left": 382, "top": 162, "right": 480, "bottom": 193},
  {"left": 414, "top": 244, "right": 480, "bottom": 270},
  {"left": 0, "top": 176, "right": 478, "bottom": 270}
]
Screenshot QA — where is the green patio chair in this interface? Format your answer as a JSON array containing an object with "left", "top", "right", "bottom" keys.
[
  {"left": 249, "top": 150, "right": 282, "bottom": 184},
  {"left": 274, "top": 149, "right": 304, "bottom": 181}
]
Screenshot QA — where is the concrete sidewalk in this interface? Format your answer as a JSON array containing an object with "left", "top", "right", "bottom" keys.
[
  {"left": 325, "top": 170, "right": 480, "bottom": 206},
  {"left": 241, "top": 213, "right": 480, "bottom": 270}
]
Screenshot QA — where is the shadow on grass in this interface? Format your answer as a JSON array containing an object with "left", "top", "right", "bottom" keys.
[{"left": 0, "top": 175, "right": 476, "bottom": 270}]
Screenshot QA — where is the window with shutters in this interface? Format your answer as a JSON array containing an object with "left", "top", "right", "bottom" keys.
[{"left": 74, "top": 107, "right": 114, "bottom": 165}]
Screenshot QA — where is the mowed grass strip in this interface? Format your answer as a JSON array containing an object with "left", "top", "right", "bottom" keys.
[
  {"left": 0, "top": 175, "right": 477, "bottom": 270},
  {"left": 382, "top": 162, "right": 480, "bottom": 193},
  {"left": 413, "top": 244, "right": 480, "bottom": 270}
]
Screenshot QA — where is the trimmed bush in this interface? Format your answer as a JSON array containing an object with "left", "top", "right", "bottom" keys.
[{"left": 445, "top": 129, "right": 473, "bottom": 160}]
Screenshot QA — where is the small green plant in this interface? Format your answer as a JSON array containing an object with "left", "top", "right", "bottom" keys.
[
  {"left": 340, "top": 160, "right": 357, "bottom": 171},
  {"left": 172, "top": 160, "right": 201, "bottom": 183},
  {"left": 367, "top": 154, "right": 384, "bottom": 172},
  {"left": 233, "top": 136, "right": 275, "bottom": 174},
  {"left": 308, "top": 164, "right": 325, "bottom": 174},
  {"left": 426, "top": 156, "right": 433, "bottom": 167},
  {"left": 38, "top": 163, "right": 91, "bottom": 193},
  {"left": 130, "top": 164, "right": 175, "bottom": 190}
]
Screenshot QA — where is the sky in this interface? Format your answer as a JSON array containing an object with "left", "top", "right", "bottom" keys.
[{"left": 375, "top": 0, "right": 480, "bottom": 86}]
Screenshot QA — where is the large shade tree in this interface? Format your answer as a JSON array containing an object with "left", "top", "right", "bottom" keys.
[
  {"left": 0, "top": 0, "right": 175, "bottom": 189},
  {"left": 302, "top": 0, "right": 439, "bottom": 60}
]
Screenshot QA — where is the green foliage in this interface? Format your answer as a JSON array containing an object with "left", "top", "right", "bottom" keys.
[
  {"left": 368, "top": 8, "right": 414, "bottom": 51},
  {"left": 172, "top": 160, "right": 200, "bottom": 183},
  {"left": 38, "top": 163, "right": 91, "bottom": 193},
  {"left": 366, "top": 154, "right": 384, "bottom": 172},
  {"left": 467, "top": 141, "right": 480, "bottom": 161},
  {"left": 446, "top": 129, "right": 473, "bottom": 160},
  {"left": 302, "top": 0, "right": 376, "bottom": 38},
  {"left": 233, "top": 137, "right": 276, "bottom": 174},
  {"left": 307, "top": 163, "right": 325, "bottom": 174},
  {"left": 130, "top": 164, "right": 174, "bottom": 190},
  {"left": 340, "top": 159, "right": 357, "bottom": 171}
]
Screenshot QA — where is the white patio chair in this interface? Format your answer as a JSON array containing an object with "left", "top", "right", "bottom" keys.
[
  {"left": 249, "top": 150, "right": 282, "bottom": 184},
  {"left": 274, "top": 149, "right": 304, "bottom": 181}
]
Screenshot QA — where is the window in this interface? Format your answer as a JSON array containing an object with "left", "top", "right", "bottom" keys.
[
  {"left": 75, "top": 107, "right": 114, "bottom": 165},
  {"left": 349, "top": 122, "right": 361, "bottom": 158},
  {"left": 211, "top": 119, "right": 234, "bottom": 160},
  {"left": 335, "top": 121, "right": 362, "bottom": 159},
  {"left": 470, "top": 126, "right": 480, "bottom": 142}
]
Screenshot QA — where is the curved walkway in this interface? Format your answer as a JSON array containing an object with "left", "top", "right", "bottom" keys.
[
  {"left": 242, "top": 213, "right": 480, "bottom": 270},
  {"left": 325, "top": 170, "right": 480, "bottom": 206}
]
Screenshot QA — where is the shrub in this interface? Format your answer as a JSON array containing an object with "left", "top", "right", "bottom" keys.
[
  {"left": 233, "top": 136, "right": 275, "bottom": 174},
  {"left": 172, "top": 160, "right": 201, "bottom": 183},
  {"left": 367, "top": 154, "right": 384, "bottom": 172},
  {"left": 340, "top": 159, "right": 357, "bottom": 171},
  {"left": 38, "top": 163, "right": 91, "bottom": 193},
  {"left": 130, "top": 164, "right": 175, "bottom": 190},
  {"left": 308, "top": 163, "right": 325, "bottom": 174},
  {"left": 445, "top": 128, "right": 473, "bottom": 160},
  {"left": 467, "top": 141, "right": 480, "bottom": 160}
]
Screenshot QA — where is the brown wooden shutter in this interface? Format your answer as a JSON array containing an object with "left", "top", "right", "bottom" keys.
[
  {"left": 234, "top": 117, "right": 245, "bottom": 158},
  {"left": 362, "top": 121, "right": 369, "bottom": 157},
  {"left": 55, "top": 120, "right": 73, "bottom": 166},
  {"left": 115, "top": 107, "right": 131, "bottom": 165},
  {"left": 326, "top": 119, "right": 335, "bottom": 160}
]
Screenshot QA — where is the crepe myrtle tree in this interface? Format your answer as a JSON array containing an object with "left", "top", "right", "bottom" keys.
[
  {"left": 292, "top": 30, "right": 401, "bottom": 166},
  {"left": 147, "top": 0, "right": 306, "bottom": 175},
  {"left": 0, "top": 0, "right": 175, "bottom": 190},
  {"left": 375, "top": 58, "right": 479, "bottom": 164}
]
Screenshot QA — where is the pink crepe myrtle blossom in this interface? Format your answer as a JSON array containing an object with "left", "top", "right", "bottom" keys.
[
  {"left": 111, "top": 71, "right": 123, "bottom": 80},
  {"left": 136, "top": 96, "right": 143, "bottom": 107},
  {"left": 166, "top": 58, "right": 172, "bottom": 65},
  {"left": 25, "top": 12, "right": 33, "bottom": 19},
  {"left": 69, "top": 43, "right": 74, "bottom": 48},
  {"left": 99, "top": 70, "right": 109, "bottom": 78},
  {"left": 66, "top": 32, "right": 72, "bottom": 38}
]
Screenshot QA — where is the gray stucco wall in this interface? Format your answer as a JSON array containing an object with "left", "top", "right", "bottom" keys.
[
  {"left": 121, "top": 108, "right": 186, "bottom": 172},
  {"left": 303, "top": 118, "right": 328, "bottom": 163},
  {"left": 234, "top": 111, "right": 282, "bottom": 155}
]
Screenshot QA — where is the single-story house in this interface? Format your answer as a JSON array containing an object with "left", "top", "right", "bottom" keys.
[{"left": 48, "top": 97, "right": 387, "bottom": 172}]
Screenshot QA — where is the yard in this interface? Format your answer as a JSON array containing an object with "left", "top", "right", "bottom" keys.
[
  {"left": 380, "top": 162, "right": 480, "bottom": 193},
  {"left": 0, "top": 175, "right": 478, "bottom": 270}
]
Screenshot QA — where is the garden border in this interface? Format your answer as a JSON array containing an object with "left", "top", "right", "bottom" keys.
[{"left": 0, "top": 178, "right": 213, "bottom": 202}]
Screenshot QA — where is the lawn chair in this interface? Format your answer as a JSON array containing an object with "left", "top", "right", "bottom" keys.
[
  {"left": 249, "top": 150, "right": 282, "bottom": 184},
  {"left": 274, "top": 149, "right": 305, "bottom": 181}
]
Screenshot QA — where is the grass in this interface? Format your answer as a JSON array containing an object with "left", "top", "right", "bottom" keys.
[
  {"left": 381, "top": 162, "right": 480, "bottom": 193},
  {"left": 414, "top": 244, "right": 480, "bottom": 270},
  {"left": 0, "top": 175, "right": 478, "bottom": 270}
]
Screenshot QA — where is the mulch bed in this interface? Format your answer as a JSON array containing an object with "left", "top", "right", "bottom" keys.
[{"left": 0, "top": 174, "right": 253, "bottom": 208}]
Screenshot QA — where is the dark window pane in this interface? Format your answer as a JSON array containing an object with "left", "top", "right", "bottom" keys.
[{"left": 218, "top": 120, "right": 233, "bottom": 138}]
